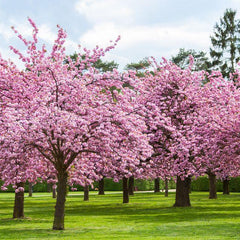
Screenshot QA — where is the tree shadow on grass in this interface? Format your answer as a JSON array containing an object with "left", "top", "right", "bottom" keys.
[
  {"left": 65, "top": 203, "right": 240, "bottom": 222},
  {"left": 0, "top": 222, "right": 239, "bottom": 240},
  {"left": 0, "top": 228, "right": 84, "bottom": 240},
  {"left": 4, "top": 192, "right": 238, "bottom": 225},
  {"left": 1, "top": 192, "right": 240, "bottom": 239}
]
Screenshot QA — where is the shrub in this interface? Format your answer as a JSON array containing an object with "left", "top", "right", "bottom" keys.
[{"left": 191, "top": 176, "right": 240, "bottom": 192}]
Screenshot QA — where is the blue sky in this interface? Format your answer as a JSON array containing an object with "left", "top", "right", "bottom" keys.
[{"left": 0, "top": 0, "right": 239, "bottom": 69}]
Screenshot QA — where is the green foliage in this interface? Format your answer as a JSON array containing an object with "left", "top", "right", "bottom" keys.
[
  {"left": 210, "top": 8, "right": 240, "bottom": 78},
  {"left": 0, "top": 178, "right": 173, "bottom": 193},
  {"left": 191, "top": 176, "right": 209, "bottom": 191},
  {"left": 135, "top": 179, "right": 154, "bottom": 190},
  {"left": 125, "top": 57, "right": 151, "bottom": 77},
  {"left": 66, "top": 53, "right": 118, "bottom": 72},
  {"left": 229, "top": 177, "right": 240, "bottom": 192},
  {"left": 61, "top": 179, "right": 156, "bottom": 192},
  {"left": 191, "top": 176, "right": 240, "bottom": 192},
  {"left": 125, "top": 58, "right": 150, "bottom": 71},
  {"left": 2, "top": 177, "right": 240, "bottom": 193},
  {"left": 91, "top": 178, "right": 175, "bottom": 192},
  {"left": 0, "top": 192, "right": 240, "bottom": 239},
  {"left": 93, "top": 59, "right": 119, "bottom": 72},
  {"left": 171, "top": 48, "right": 210, "bottom": 71},
  {"left": 30, "top": 182, "right": 48, "bottom": 192},
  {"left": 96, "top": 178, "right": 123, "bottom": 191},
  {"left": 0, "top": 180, "right": 14, "bottom": 192}
]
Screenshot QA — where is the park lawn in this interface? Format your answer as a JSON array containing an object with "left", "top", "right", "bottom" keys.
[{"left": 0, "top": 191, "right": 240, "bottom": 240}]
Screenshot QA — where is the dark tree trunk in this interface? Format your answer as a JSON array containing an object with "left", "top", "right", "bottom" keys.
[
  {"left": 84, "top": 185, "right": 89, "bottom": 201},
  {"left": 122, "top": 177, "right": 129, "bottom": 203},
  {"left": 13, "top": 182, "right": 25, "bottom": 218},
  {"left": 28, "top": 182, "right": 33, "bottom": 197},
  {"left": 165, "top": 178, "right": 169, "bottom": 197},
  {"left": 154, "top": 178, "right": 160, "bottom": 193},
  {"left": 208, "top": 172, "right": 217, "bottom": 199},
  {"left": 98, "top": 178, "right": 105, "bottom": 195},
  {"left": 174, "top": 176, "right": 191, "bottom": 207},
  {"left": 52, "top": 171, "right": 68, "bottom": 230},
  {"left": 52, "top": 184, "right": 57, "bottom": 198},
  {"left": 223, "top": 179, "right": 230, "bottom": 195},
  {"left": 128, "top": 176, "right": 134, "bottom": 196},
  {"left": 47, "top": 183, "right": 52, "bottom": 193}
]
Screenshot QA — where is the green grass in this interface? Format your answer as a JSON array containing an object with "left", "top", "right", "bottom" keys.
[{"left": 0, "top": 191, "right": 240, "bottom": 239}]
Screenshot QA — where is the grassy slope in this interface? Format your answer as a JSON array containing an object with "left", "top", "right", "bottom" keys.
[{"left": 0, "top": 191, "right": 240, "bottom": 240}]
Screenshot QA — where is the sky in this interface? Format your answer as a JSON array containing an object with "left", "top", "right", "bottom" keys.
[{"left": 0, "top": 0, "right": 239, "bottom": 69}]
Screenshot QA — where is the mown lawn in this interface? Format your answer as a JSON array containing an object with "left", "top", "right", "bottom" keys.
[{"left": 0, "top": 191, "right": 240, "bottom": 239}]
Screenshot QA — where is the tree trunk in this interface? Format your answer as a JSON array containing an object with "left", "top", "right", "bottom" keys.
[
  {"left": 122, "top": 177, "right": 129, "bottom": 203},
  {"left": 174, "top": 176, "right": 191, "bottom": 207},
  {"left": 154, "top": 178, "right": 160, "bottom": 193},
  {"left": 28, "top": 182, "right": 33, "bottom": 197},
  {"left": 52, "top": 184, "right": 57, "bottom": 198},
  {"left": 223, "top": 178, "right": 230, "bottom": 195},
  {"left": 165, "top": 178, "right": 169, "bottom": 197},
  {"left": 52, "top": 171, "right": 68, "bottom": 230},
  {"left": 98, "top": 178, "right": 105, "bottom": 195},
  {"left": 84, "top": 185, "right": 89, "bottom": 201},
  {"left": 128, "top": 176, "right": 134, "bottom": 196},
  {"left": 47, "top": 183, "right": 52, "bottom": 193},
  {"left": 13, "top": 182, "right": 25, "bottom": 218},
  {"left": 208, "top": 172, "right": 217, "bottom": 199}
]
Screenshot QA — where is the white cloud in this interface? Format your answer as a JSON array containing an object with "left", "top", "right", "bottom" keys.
[
  {"left": 35, "top": 25, "right": 78, "bottom": 53},
  {"left": 102, "top": 52, "right": 130, "bottom": 69},
  {"left": 77, "top": 20, "right": 212, "bottom": 69},
  {"left": 2, "top": 0, "right": 230, "bottom": 71},
  {"left": 230, "top": 0, "right": 240, "bottom": 8},
  {"left": 0, "top": 20, "right": 35, "bottom": 42},
  {"left": 79, "top": 22, "right": 211, "bottom": 52},
  {"left": 9, "top": 20, "right": 33, "bottom": 38},
  {"left": 0, "top": 23, "right": 13, "bottom": 40},
  {"left": 38, "top": 24, "right": 56, "bottom": 44},
  {"left": 0, "top": 46, "right": 25, "bottom": 69},
  {"left": 75, "top": 0, "right": 134, "bottom": 24},
  {"left": 0, "top": 22, "right": 79, "bottom": 68}
]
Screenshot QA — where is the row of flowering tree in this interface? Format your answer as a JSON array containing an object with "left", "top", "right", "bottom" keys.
[
  {"left": 146, "top": 58, "right": 240, "bottom": 204},
  {"left": 1, "top": 19, "right": 240, "bottom": 230}
]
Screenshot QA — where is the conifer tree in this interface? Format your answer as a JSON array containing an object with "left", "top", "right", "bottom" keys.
[
  {"left": 171, "top": 48, "right": 210, "bottom": 71},
  {"left": 125, "top": 57, "right": 151, "bottom": 77},
  {"left": 210, "top": 9, "right": 240, "bottom": 78}
]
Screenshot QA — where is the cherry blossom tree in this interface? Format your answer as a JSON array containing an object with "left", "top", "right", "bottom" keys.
[
  {"left": 192, "top": 69, "right": 240, "bottom": 198},
  {"left": 0, "top": 19, "right": 153, "bottom": 230},
  {"left": 0, "top": 57, "right": 47, "bottom": 218},
  {"left": 142, "top": 57, "right": 206, "bottom": 207}
]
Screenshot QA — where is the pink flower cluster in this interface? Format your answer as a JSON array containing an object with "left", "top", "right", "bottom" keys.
[
  {"left": 0, "top": 18, "right": 240, "bottom": 194},
  {"left": 0, "top": 19, "right": 152, "bottom": 191}
]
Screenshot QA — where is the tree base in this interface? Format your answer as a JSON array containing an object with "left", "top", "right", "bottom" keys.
[
  {"left": 208, "top": 173, "right": 217, "bottom": 199},
  {"left": 98, "top": 178, "right": 105, "bottom": 195},
  {"left": 174, "top": 176, "right": 191, "bottom": 207},
  {"left": 122, "top": 177, "right": 129, "bottom": 203},
  {"left": 52, "top": 226, "right": 64, "bottom": 230},
  {"left": 13, "top": 183, "right": 25, "bottom": 218},
  {"left": 84, "top": 185, "right": 89, "bottom": 201},
  {"left": 223, "top": 179, "right": 230, "bottom": 195}
]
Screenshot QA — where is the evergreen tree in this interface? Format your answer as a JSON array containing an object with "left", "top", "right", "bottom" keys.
[
  {"left": 66, "top": 53, "right": 118, "bottom": 72},
  {"left": 210, "top": 9, "right": 240, "bottom": 78},
  {"left": 125, "top": 57, "right": 151, "bottom": 77},
  {"left": 171, "top": 48, "right": 210, "bottom": 71},
  {"left": 93, "top": 59, "right": 119, "bottom": 72}
]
